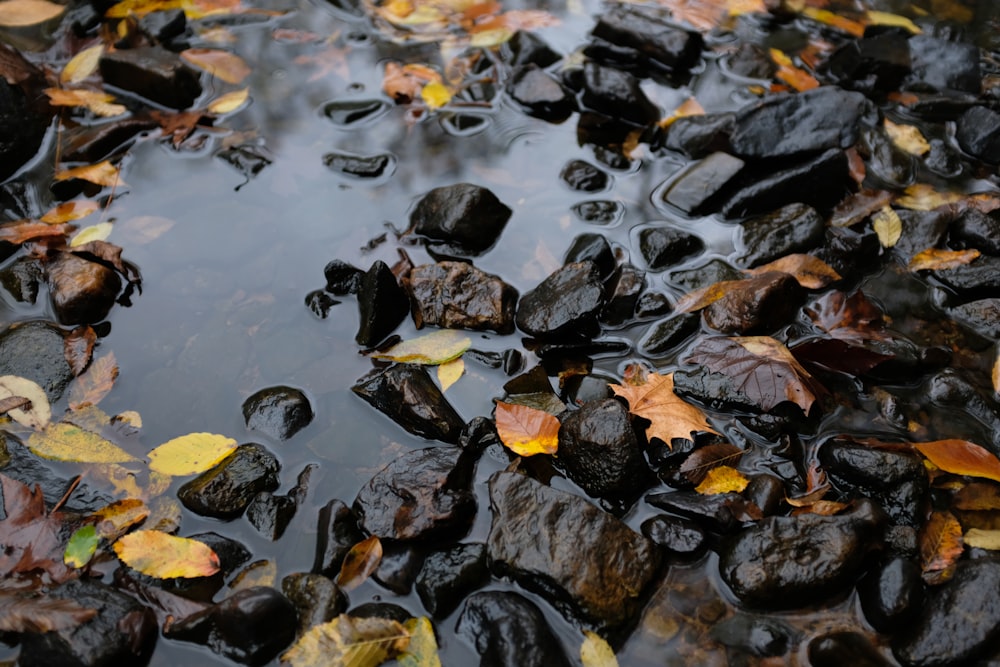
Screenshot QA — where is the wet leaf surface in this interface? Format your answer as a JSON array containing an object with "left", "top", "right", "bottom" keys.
[
  {"left": 920, "top": 510, "right": 963, "bottom": 585},
  {"left": 113, "top": 529, "right": 221, "bottom": 578},
  {"left": 147, "top": 432, "right": 238, "bottom": 476},
  {"left": 67, "top": 352, "right": 119, "bottom": 410},
  {"left": 494, "top": 401, "right": 559, "bottom": 456},
  {"left": 0, "top": 375, "right": 50, "bottom": 429},
  {"left": 371, "top": 329, "right": 471, "bottom": 365},
  {"left": 694, "top": 465, "right": 749, "bottom": 495},
  {"left": 611, "top": 370, "right": 717, "bottom": 447},
  {"left": 281, "top": 614, "right": 410, "bottom": 667},
  {"left": 64, "top": 524, "right": 99, "bottom": 568},
  {"left": 336, "top": 535, "right": 383, "bottom": 591},
  {"left": 28, "top": 422, "right": 137, "bottom": 463},
  {"left": 914, "top": 440, "right": 1000, "bottom": 484},
  {"left": 580, "top": 630, "right": 618, "bottom": 667}
]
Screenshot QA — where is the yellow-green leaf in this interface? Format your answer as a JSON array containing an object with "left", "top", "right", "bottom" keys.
[
  {"left": 281, "top": 614, "right": 410, "bottom": 667},
  {"left": 147, "top": 432, "right": 238, "bottom": 476},
  {"left": 113, "top": 530, "right": 220, "bottom": 578},
  {"left": 872, "top": 206, "right": 902, "bottom": 248},
  {"left": 0, "top": 0, "right": 65, "bottom": 26},
  {"left": 0, "top": 375, "right": 51, "bottom": 430},
  {"left": 28, "top": 422, "right": 137, "bottom": 463},
  {"left": 437, "top": 358, "right": 463, "bottom": 391},
  {"left": 207, "top": 87, "right": 249, "bottom": 114},
  {"left": 964, "top": 528, "right": 1000, "bottom": 550},
  {"left": 420, "top": 80, "right": 451, "bottom": 110},
  {"left": 61, "top": 44, "right": 104, "bottom": 84},
  {"left": 494, "top": 401, "right": 559, "bottom": 456},
  {"left": 64, "top": 525, "right": 99, "bottom": 568},
  {"left": 70, "top": 222, "right": 113, "bottom": 247},
  {"left": 581, "top": 631, "right": 618, "bottom": 667},
  {"left": 399, "top": 617, "right": 441, "bottom": 667},
  {"left": 866, "top": 10, "right": 921, "bottom": 34},
  {"left": 371, "top": 330, "right": 470, "bottom": 365},
  {"left": 695, "top": 465, "right": 749, "bottom": 494}
]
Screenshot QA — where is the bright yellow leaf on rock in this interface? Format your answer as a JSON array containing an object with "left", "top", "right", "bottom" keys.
[
  {"left": 113, "top": 530, "right": 220, "bottom": 578},
  {"left": 866, "top": 10, "right": 921, "bottom": 34},
  {"left": 884, "top": 118, "right": 930, "bottom": 156},
  {"left": 61, "top": 44, "right": 104, "bottom": 84},
  {"left": 207, "top": 88, "right": 249, "bottom": 114},
  {"left": 147, "top": 432, "right": 238, "bottom": 476},
  {"left": 372, "top": 330, "right": 470, "bottom": 365},
  {"left": 437, "top": 358, "right": 464, "bottom": 391},
  {"left": 872, "top": 206, "right": 902, "bottom": 248},
  {"left": 420, "top": 80, "right": 452, "bottom": 110},
  {"left": 581, "top": 631, "right": 619, "bottom": 667},
  {"left": 695, "top": 465, "right": 749, "bottom": 494},
  {"left": 41, "top": 200, "right": 100, "bottom": 224},
  {"left": 399, "top": 617, "right": 441, "bottom": 667},
  {"left": 336, "top": 536, "right": 383, "bottom": 591},
  {"left": 55, "top": 161, "right": 122, "bottom": 188},
  {"left": 281, "top": 615, "right": 410, "bottom": 667},
  {"left": 494, "top": 401, "right": 559, "bottom": 456},
  {"left": 70, "top": 222, "right": 114, "bottom": 247},
  {"left": 0, "top": 0, "right": 64, "bottom": 26},
  {"left": 28, "top": 422, "right": 138, "bottom": 463},
  {"left": 180, "top": 48, "right": 251, "bottom": 83}
]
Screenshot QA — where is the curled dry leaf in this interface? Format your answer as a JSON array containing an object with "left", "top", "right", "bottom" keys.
[
  {"left": 113, "top": 530, "right": 220, "bottom": 578},
  {"left": 0, "top": 375, "right": 50, "bottom": 429},
  {"left": 281, "top": 614, "right": 410, "bottom": 667},
  {"left": 580, "top": 630, "right": 618, "bottom": 667},
  {"left": 913, "top": 440, "right": 1000, "bottom": 484},
  {"left": 494, "top": 401, "right": 559, "bottom": 456},
  {"left": 180, "top": 48, "right": 251, "bottom": 83},
  {"left": 908, "top": 247, "right": 980, "bottom": 272},
  {"left": 0, "top": 220, "right": 72, "bottom": 244},
  {"left": 147, "top": 432, "right": 238, "bottom": 476},
  {"left": 336, "top": 535, "right": 383, "bottom": 591},
  {"left": 920, "top": 510, "right": 963, "bottom": 584},
  {"left": 610, "top": 372, "right": 717, "bottom": 448}
]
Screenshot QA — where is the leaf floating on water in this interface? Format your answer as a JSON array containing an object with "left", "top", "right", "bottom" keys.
[
  {"left": 68, "top": 351, "right": 119, "bottom": 410},
  {"left": 679, "top": 443, "right": 743, "bottom": 484},
  {"left": 45, "top": 88, "right": 127, "bottom": 117},
  {"left": 281, "top": 614, "right": 410, "bottom": 667},
  {"left": 61, "top": 44, "right": 104, "bottom": 84},
  {"left": 913, "top": 439, "right": 1000, "bottom": 484},
  {"left": 230, "top": 559, "right": 277, "bottom": 591},
  {"left": 658, "top": 96, "right": 704, "bottom": 129},
  {"left": 0, "top": 0, "right": 65, "bottom": 26},
  {"left": 420, "top": 80, "right": 451, "bottom": 110},
  {"left": 745, "top": 254, "right": 841, "bottom": 289},
  {"left": 799, "top": 6, "right": 864, "bottom": 36},
  {"left": 872, "top": 206, "right": 902, "bottom": 248},
  {"left": 371, "top": 329, "right": 471, "bottom": 365},
  {"left": 610, "top": 371, "right": 717, "bottom": 448},
  {"left": 336, "top": 535, "right": 383, "bottom": 591},
  {"left": 0, "top": 375, "right": 50, "bottom": 429},
  {"left": 436, "top": 358, "right": 464, "bottom": 391},
  {"left": 993, "top": 351, "right": 1000, "bottom": 397},
  {"left": 92, "top": 498, "right": 149, "bottom": 539},
  {"left": 695, "top": 465, "right": 749, "bottom": 494},
  {"left": 181, "top": 48, "right": 251, "bottom": 83},
  {"left": 908, "top": 247, "right": 980, "bottom": 272},
  {"left": 963, "top": 528, "right": 1000, "bottom": 550},
  {"left": 0, "top": 220, "right": 72, "bottom": 244},
  {"left": 208, "top": 87, "right": 249, "bottom": 114},
  {"left": 64, "top": 525, "right": 99, "bottom": 568},
  {"left": 896, "top": 184, "right": 964, "bottom": 211},
  {"left": 28, "top": 422, "right": 138, "bottom": 463},
  {"left": 70, "top": 222, "right": 113, "bottom": 247},
  {"left": 920, "top": 510, "right": 963, "bottom": 585},
  {"left": 41, "top": 200, "right": 100, "bottom": 224},
  {"left": 398, "top": 616, "right": 441, "bottom": 667},
  {"left": 55, "top": 160, "right": 122, "bottom": 187},
  {"left": 884, "top": 118, "right": 930, "bottom": 156},
  {"left": 147, "top": 433, "right": 238, "bottom": 476},
  {"left": 494, "top": 401, "right": 560, "bottom": 456},
  {"left": 113, "top": 530, "right": 220, "bottom": 578},
  {"left": 580, "top": 630, "right": 618, "bottom": 667}
]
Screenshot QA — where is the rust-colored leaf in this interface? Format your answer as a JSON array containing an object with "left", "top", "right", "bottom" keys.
[
  {"left": 180, "top": 48, "right": 250, "bottom": 83},
  {"left": 953, "top": 482, "right": 1000, "bottom": 511},
  {"left": 92, "top": 498, "right": 149, "bottom": 539},
  {"left": 658, "top": 97, "right": 705, "bottom": 129},
  {"left": 679, "top": 443, "right": 743, "bottom": 484},
  {"left": 908, "top": 247, "right": 980, "bottom": 272},
  {"left": 769, "top": 48, "right": 819, "bottom": 91},
  {"left": 914, "top": 440, "right": 1000, "bottom": 484},
  {"left": 695, "top": 465, "right": 749, "bottom": 494},
  {"left": 336, "top": 536, "right": 383, "bottom": 591},
  {"left": 806, "top": 290, "right": 886, "bottom": 337},
  {"left": 494, "top": 401, "right": 559, "bottom": 456},
  {"left": 0, "top": 220, "right": 71, "bottom": 244},
  {"left": 920, "top": 510, "right": 963, "bottom": 584},
  {"left": 800, "top": 6, "right": 865, "bottom": 36},
  {"left": 745, "top": 254, "right": 841, "bottom": 289},
  {"left": 64, "top": 325, "right": 97, "bottom": 376},
  {"left": 610, "top": 371, "right": 718, "bottom": 448},
  {"left": 41, "top": 200, "right": 100, "bottom": 224},
  {"left": 113, "top": 530, "right": 220, "bottom": 578},
  {"left": 54, "top": 160, "right": 122, "bottom": 187},
  {"left": 830, "top": 189, "right": 893, "bottom": 227},
  {"left": 68, "top": 351, "right": 118, "bottom": 410}
]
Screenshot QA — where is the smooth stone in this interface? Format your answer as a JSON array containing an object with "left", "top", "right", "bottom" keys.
[
  {"left": 581, "top": 62, "right": 659, "bottom": 126},
  {"left": 0, "top": 256, "right": 42, "bottom": 303},
  {"left": 709, "top": 613, "right": 795, "bottom": 657},
  {"left": 645, "top": 490, "right": 753, "bottom": 532},
  {"left": 721, "top": 148, "right": 851, "bottom": 218},
  {"left": 737, "top": 203, "right": 825, "bottom": 267},
  {"left": 415, "top": 543, "right": 489, "bottom": 618},
  {"left": 245, "top": 491, "right": 296, "bottom": 540},
  {"left": 860, "top": 126, "right": 914, "bottom": 189},
  {"left": 405, "top": 261, "right": 518, "bottom": 333},
  {"left": 177, "top": 443, "right": 281, "bottom": 519},
  {"left": 355, "top": 260, "right": 410, "bottom": 347},
  {"left": 637, "top": 226, "right": 704, "bottom": 270},
  {"left": 956, "top": 106, "right": 1000, "bottom": 164},
  {"left": 949, "top": 209, "right": 1000, "bottom": 255},
  {"left": 857, "top": 557, "right": 924, "bottom": 633},
  {"left": 947, "top": 299, "right": 1000, "bottom": 340},
  {"left": 564, "top": 233, "right": 614, "bottom": 279},
  {"left": 505, "top": 30, "right": 562, "bottom": 68},
  {"left": 99, "top": 45, "right": 202, "bottom": 109},
  {"left": 570, "top": 199, "right": 624, "bottom": 225},
  {"left": 810, "top": 631, "right": 894, "bottom": 667},
  {"left": 908, "top": 34, "right": 981, "bottom": 94},
  {"left": 506, "top": 64, "right": 574, "bottom": 122},
  {"left": 242, "top": 385, "right": 313, "bottom": 441},
  {"left": 932, "top": 255, "right": 1000, "bottom": 298},
  {"left": 661, "top": 151, "right": 744, "bottom": 214},
  {"left": 640, "top": 514, "right": 707, "bottom": 559},
  {"left": 560, "top": 160, "right": 609, "bottom": 192},
  {"left": 661, "top": 113, "right": 734, "bottom": 159},
  {"left": 813, "top": 224, "right": 881, "bottom": 283},
  {"left": 313, "top": 499, "right": 366, "bottom": 578},
  {"left": 639, "top": 312, "right": 700, "bottom": 356},
  {"left": 281, "top": 573, "right": 348, "bottom": 635},
  {"left": 351, "top": 364, "right": 465, "bottom": 443},
  {"left": 703, "top": 272, "right": 805, "bottom": 334},
  {"left": 634, "top": 291, "right": 672, "bottom": 318},
  {"left": 457, "top": 591, "right": 572, "bottom": 667},
  {"left": 47, "top": 252, "right": 122, "bottom": 325},
  {"left": 821, "top": 31, "right": 911, "bottom": 95},
  {"left": 323, "top": 259, "right": 363, "bottom": 295},
  {"left": 410, "top": 183, "right": 512, "bottom": 256},
  {"left": 515, "top": 261, "right": 605, "bottom": 339},
  {"left": 373, "top": 542, "right": 425, "bottom": 594},
  {"left": 590, "top": 5, "right": 702, "bottom": 71},
  {"left": 601, "top": 263, "right": 646, "bottom": 325},
  {"left": 743, "top": 474, "right": 785, "bottom": 517}
]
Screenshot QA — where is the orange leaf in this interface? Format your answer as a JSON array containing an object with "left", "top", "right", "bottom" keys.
[
  {"left": 745, "top": 254, "right": 841, "bottom": 289},
  {"left": 0, "top": 220, "right": 72, "bottom": 244},
  {"left": 658, "top": 97, "right": 705, "bottom": 129},
  {"left": 55, "top": 161, "right": 122, "bottom": 187},
  {"left": 769, "top": 48, "right": 819, "bottom": 91},
  {"left": 494, "top": 401, "right": 559, "bottom": 456},
  {"left": 610, "top": 372, "right": 718, "bottom": 448},
  {"left": 336, "top": 536, "right": 383, "bottom": 591},
  {"left": 92, "top": 498, "right": 149, "bottom": 539},
  {"left": 920, "top": 510, "right": 963, "bottom": 584},
  {"left": 674, "top": 279, "right": 744, "bottom": 313},
  {"left": 113, "top": 530, "right": 220, "bottom": 578},
  {"left": 41, "top": 200, "right": 100, "bottom": 224},
  {"left": 800, "top": 6, "right": 865, "bottom": 36},
  {"left": 44, "top": 88, "right": 126, "bottom": 117},
  {"left": 908, "top": 248, "right": 980, "bottom": 272},
  {"left": 913, "top": 440, "right": 1000, "bottom": 483},
  {"left": 68, "top": 352, "right": 118, "bottom": 410},
  {"left": 180, "top": 48, "right": 250, "bottom": 83}
]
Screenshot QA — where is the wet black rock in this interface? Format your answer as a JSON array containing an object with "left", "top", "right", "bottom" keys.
[
  {"left": 371, "top": 542, "right": 423, "bottom": 594},
  {"left": 858, "top": 557, "right": 923, "bottom": 633},
  {"left": 410, "top": 183, "right": 512, "bottom": 255},
  {"left": 737, "top": 203, "right": 825, "bottom": 267},
  {"left": 505, "top": 30, "right": 562, "bottom": 68},
  {"left": 892, "top": 209, "right": 949, "bottom": 264},
  {"left": 860, "top": 127, "right": 914, "bottom": 189},
  {"left": 18, "top": 579, "right": 157, "bottom": 667},
  {"left": 729, "top": 87, "right": 874, "bottom": 159},
  {"left": 560, "top": 159, "right": 610, "bottom": 192},
  {"left": 349, "top": 602, "right": 414, "bottom": 623},
  {"left": 506, "top": 64, "right": 574, "bottom": 122},
  {"left": 743, "top": 474, "right": 785, "bottom": 517},
  {"left": 323, "top": 259, "right": 363, "bottom": 295},
  {"left": 281, "top": 573, "right": 348, "bottom": 635},
  {"left": 355, "top": 260, "right": 410, "bottom": 347},
  {"left": 581, "top": 62, "right": 659, "bottom": 126},
  {"left": 242, "top": 385, "right": 313, "bottom": 441},
  {"left": 721, "top": 148, "right": 851, "bottom": 217},
  {"left": 177, "top": 443, "right": 281, "bottom": 519},
  {"left": 819, "top": 439, "right": 927, "bottom": 527},
  {"left": 956, "top": 106, "right": 1000, "bottom": 164},
  {"left": 709, "top": 613, "right": 794, "bottom": 657},
  {"left": 48, "top": 253, "right": 122, "bottom": 325},
  {"left": 352, "top": 364, "right": 465, "bottom": 443},
  {"left": 949, "top": 209, "right": 1000, "bottom": 256},
  {"left": 564, "top": 233, "right": 614, "bottom": 279},
  {"left": 908, "top": 34, "right": 981, "bottom": 94},
  {"left": 634, "top": 290, "right": 672, "bottom": 318},
  {"left": 948, "top": 299, "right": 1000, "bottom": 340},
  {"left": 0, "top": 48, "right": 51, "bottom": 181},
  {"left": 322, "top": 151, "right": 395, "bottom": 179},
  {"left": 457, "top": 591, "right": 572, "bottom": 667},
  {"left": 515, "top": 261, "right": 605, "bottom": 339},
  {"left": 669, "top": 258, "right": 742, "bottom": 291},
  {"left": 661, "top": 151, "right": 744, "bottom": 214},
  {"left": 487, "top": 471, "right": 661, "bottom": 632},
  {"left": 313, "top": 499, "right": 366, "bottom": 577},
  {"left": 189, "top": 532, "right": 251, "bottom": 577},
  {"left": 570, "top": 199, "right": 624, "bottom": 225},
  {"left": 601, "top": 263, "right": 645, "bottom": 325},
  {"left": 723, "top": 42, "right": 775, "bottom": 79},
  {"left": 813, "top": 225, "right": 881, "bottom": 283},
  {"left": 246, "top": 491, "right": 296, "bottom": 540},
  {"left": 590, "top": 6, "right": 702, "bottom": 71},
  {"left": 561, "top": 373, "right": 614, "bottom": 405},
  {"left": 354, "top": 446, "right": 476, "bottom": 541},
  {"left": 137, "top": 8, "right": 186, "bottom": 44},
  {"left": 810, "top": 631, "right": 893, "bottom": 667},
  {"left": 415, "top": 543, "right": 488, "bottom": 618},
  {"left": 719, "top": 499, "right": 884, "bottom": 608},
  {"left": 99, "top": 46, "right": 202, "bottom": 109},
  {"left": 639, "top": 312, "right": 700, "bottom": 357},
  {"left": 0, "top": 321, "right": 73, "bottom": 401},
  {"left": 1, "top": 435, "right": 113, "bottom": 513},
  {"left": 931, "top": 255, "right": 1000, "bottom": 298},
  {"left": 661, "top": 113, "right": 734, "bottom": 159},
  {"left": 637, "top": 226, "right": 704, "bottom": 270},
  {"left": 645, "top": 490, "right": 752, "bottom": 532},
  {"left": 558, "top": 398, "right": 649, "bottom": 500},
  {"left": 640, "top": 514, "right": 706, "bottom": 559},
  {"left": 165, "top": 587, "right": 297, "bottom": 666},
  {"left": 703, "top": 272, "right": 805, "bottom": 334},
  {"left": 405, "top": 261, "right": 518, "bottom": 333},
  {"left": 305, "top": 290, "right": 338, "bottom": 318},
  {"left": 0, "top": 256, "right": 42, "bottom": 304},
  {"left": 894, "top": 559, "right": 1000, "bottom": 666},
  {"left": 821, "top": 31, "right": 911, "bottom": 95}
]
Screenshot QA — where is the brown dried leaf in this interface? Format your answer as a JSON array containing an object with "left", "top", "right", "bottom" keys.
[
  {"left": 180, "top": 48, "right": 250, "bottom": 83},
  {"left": 64, "top": 325, "right": 97, "bottom": 376},
  {"left": 745, "top": 254, "right": 841, "bottom": 289},
  {"left": 674, "top": 279, "right": 744, "bottom": 313},
  {"left": 830, "top": 189, "right": 894, "bottom": 227},
  {"left": 908, "top": 247, "right": 980, "bottom": 272},
  {"left": 610, "top": 372, "right": 718, "bottom": 448},
  {"left": 920, "top": 510, "right": 963, "bottom": 584},
  {"left": 494, "top": 401, "right": 559, "bottom": 456},
  {"left": 953, "top": 482, "right": 1000, "bottom": 511},
  {"left": 914, "top": 440, "right": 1000, "bottom": 484},
  {"left": 0, "top": 474, "right": 74, "bottom": 582},
  {"left": 0, "top": 593, "right": 96, "bottom": 633},
  {"left": 336, "top": 536, "right": 383, "bottom": 591},
  {"left": 54, "top": 160, "right": 122, "bottom": 187},
  {"left": 0, "top": 220, "right": 71, "bottom": 244},
  {"left": 896, "top": 184, "right": 964, "bottom": 211},
  {"left": 0, "top": 395, "right": 30, "bottom": 414},
  {"left": 41, "top": 200, "right": 100, "bottom": 224},
  {"left": 805, "top": 290, "right": 886, "bottom": 338},
  {"left": 68, "top": 351, "right": 119, "bottom": 410},
  {"left": 789, "top": 499, "right": 850, "bottom": 516},
  {"left": 679, "top": 443, "right": 743, "bottom": 484}
]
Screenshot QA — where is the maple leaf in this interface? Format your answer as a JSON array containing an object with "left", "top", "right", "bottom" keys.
[
  {"left": 610, "top": 371, "right": 718, "bottom": 448},
  {"left": 0, "top": 474, "right": 75, "bottom": 583}
]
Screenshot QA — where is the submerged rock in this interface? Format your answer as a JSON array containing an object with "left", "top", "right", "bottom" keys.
[
  {"left": 560, "top": 159, "right": 610, "bottom": 192},
  {"left": 710, "top": 613, "right": 795, "bottom": 658},
  {"left": 313, "top": 499, "right": 366, "bottom": 577},
  {"left": 637, "top": 226, "right": 704, "bottom": 270},
  {"left": 660, "top": 113, "right": 734, "bottom": 159},
  {"left": 99, "top": 46, "right": 202, "bottom": 109},
  {"left": 564, "top": 233, "right": 615, "bottom": 279},
  {"left": 948, "top": 298, "right": 1000, "bottom": 340},
  {"left": 721, "top": 148, "right": 851, "bottom": 217},
  {"left": 457, "top": 591, "right": 572, "bottom": 667},
  {"left": 640, "top": 514, "right": 706, "bottom": 559},
  {"left": 47, "top": 253, "right": 121, "bottom": 325},
  {"left": 857, "top": 557, "right": 923, "bottom": 633},
  {"left": 487, "top": 471, "right": 661, "bottom": 632},
  {"left": 507, "top": 64, "right": 574, "bottom": 122},
  {"left": 355, "top": 260, "right": 410, "bottom": 347},
  {"left": 639, "top": 312, "right": 700, "bottom": 357},
  {"left": 515, "top": 261, "right": 605, "bottom": 339},
  {"left": 177, "top": 443, "right": 281, "bottom": 519},
  {"left": 353, "top": 446, "right": 477, "bottom": 541},
  {"left": 281, "top": 573, "right": 348, "bottom": 635},
  {"left": 415, "top": 543, "right": 489, "bottom": 618},
  {"left": 601, "top": 263, "right": 645, "bottom": 325},
  {"left": 405, "top": 261, "right": 517, "bottom": 333},
  {"left": 410, "top": 183, "right": 512, "bottom": 255},
  {"left": 703, "top": 272, "right": 805, "bottom": 334},
  {"left": 949, "top": 209, "right": 1000, "bottom": 256},
  {"left": 0, "top": 256, "right": 42, "bottom": 304},
  {"left": 352, "top": 364, "right": 465, "bottom": 443},
  {"left": 322, "top": 151, "right": 394, "bottom": 179},
  {"left": 0, "top": 75, "right": 49, "bottom": 181},
  {"left": 0, "top": 320, "right": 73, "bottom": 401},
  {"left": 737, "top": 203, "right": 825, "bottom": 268},
  {"left": 241, "top": 385, "right": 313, "bottom": 441}
]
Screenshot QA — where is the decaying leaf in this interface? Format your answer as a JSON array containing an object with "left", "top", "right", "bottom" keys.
[
  {"left": 908, "top": 247, "right": 980, "bottom": 272},
  {"left": 207, "top": 87, "right": 249, "bottom": 114},
  {"left": 92, "top": 498, "right": 149, "bottom": 539},
  {"left": 41, "top": 200, "right": 100, "bottom": 224},
  {"left": 70, "top": 222, "right": 114, "bottom": 247},
  {"left": 113, "top": 530, "right": 220, "bottom": 578},
  {"left": 963, "top": 528, "right": 1000, "bottom": 550},
  {"left": 0, "top": 220, "right": 72, "bottom": 244},
  {"left": 896, "top": 184, "right": 964, "bottom": 211},
  {"left": 871, "top": 206, "right": 902, "bottom": 248},
  {"left": 674, "top": 279, "right": 743, "bottom": 313},
  {"left": 610, "top": 371, "right": 718, "bottom": 448},
  {"left": 0, "top": 375, "right": 50, "bottom": 429},
  {"left": 281, "top": 614, "right": 410, "bottom": 667},
  {"left": 0, "top": 474, "right": 74, "bottom": 582},
  {"left": 63, "top": 326, "right": 97, "bottom": 376},
  {"left": 371, "top": 329, "right": 470, "bottom": 365},
  {"left": 60, "top": 44, "right": 104, "bottom": 84},
  {"left": 64, "top": 525, "right": 99, "bottom": 568},
  {"left": 383, "top": 61, "right": 440, "bottom": 104},
  {"left": 45, "top": 88, "right": 127, "bottom": 117},
  {"left": 437, "top": 358, "right": 463, "bottom": 391},
  {"left": 920, "top": 510, "right": 963, "bottom": 584},
  {"left": 0, "top": 0, "right": 65, "bottom": 26},
  {"left": 580, "top": 630, "right": 618, "bottom": 667},
  {"left": 658, "top": 97, "right": 704, "bottom": 129},
  {"left": 679, "top": 443, "right": 743, "bottom": 484},
  {"left": 54, "top": 161, "right": 122, "bottom": 187},
  {"left": 68, "top": 351, "right": 119, "bottom": 410},
  {"left": 398, "top": 616, "right": 442, "bottom": 667},
  {"left": 914, "top": 440, "right": 1000, "bottom": 484},
  {"left": 494, "top": 401, "right": 560, "bottom": 456},
  {"left": 745, "top": 254, "right": 841, "bottom": 289},
  {"left": 0, "top": 593, "right": 96, "bottom": 633},
  {"left": 884, "top": 118, "right": 930, "bottom": 156},
  {"left": 695, "top": 465, "right": 749, "bottom": 494},
  {"left": 180, "top": 48, "right": 251, "bottom": 83},
  {"left": 147, "top": 432, "right": 238, "bottom": 476},
  {"left": 27, "top": 422, "right": 137, "bottom": 463},
  {"left": 336, "top": 535, "right": 383, "bottom": 591}
]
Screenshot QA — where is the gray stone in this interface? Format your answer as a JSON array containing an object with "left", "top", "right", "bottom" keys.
[
  {"left": 0, "top": 321, "right": 73, "bottom": 401},
  {"left": 99, "top": 46, "right": 202, "bottom": 109},
  {"left": 737, "top": 203, "right": 826, "bottom": 268},
  {"left": 661, "top": 151, "right": 744, "bottom": 214}
]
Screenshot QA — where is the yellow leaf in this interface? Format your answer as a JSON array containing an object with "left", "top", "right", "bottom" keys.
[
  {"left": 884, "top": 118, "right": 930, "bottom": 156},
  {"left": 336, "top": 536, "right": 383, "bottom": 591},
  {"left": 866, "top": 10, "right": 921, "bottom": 34},
  {"left": 769, "top": 48, "right": 819, "bottom": 91},
  {"left": 180, "top": 48, "right": 251, "bottom": 84},
  {"left": 420, "top": 80, "right": 451, "bottom": 110},
  {"left": 281, "top": 615, "right": 410, "bottom": 667},
  {"left": 27, "top": 422, "right": 137, "bottom": 463},
  {"left": 437, "top": 358, "right": 464, "bottom": 391},
  {"left": 908, "top": 247, "right": 980, "bottom": 272},
  {"left": 0, "top": 375, "right": 51, "bottom": 430},
  {"left": 399, "top": 617, "right": 441, "bottom": 667},
  {"left": 40, "top": 200, "right": 100, "bottom": 224},
  {"left": 113, "top": 530, "right": 220, "bottom": 578},
  {"left": 469, "top": 27, "right": 513, "bottom": 48},
  {"left": 371, "top": 330, "right": 471, "bottom": 365},
  {"left": 800, "top": 6, "right": 864, "bottom": 36},
  {"left": 70, "top": 222, "right": 113, "bottom": 247},
  {"left": 0, "top": 0, "right": 65, "bottom": 26},
  {"left": 61, "top": 44, "right": 104, "bottom": 84},
  {"left": 695, "top": 465, "right": 749, "bottom": 494},
  {"left": 993, "top": 350, "right": 1000, "bottom": 397},
  {"left": 658, "top": 97, "right": 705, "bottom": 129},
  {"left": 55, "top": 161, "right": 122, "bottom": 187},
  {"left": 92, "top": 498, "right": 149, "bottom": 539},
  {"left": 494, "top": 401, "right": 560, "bottom": 456},
  {"left": 147, "top": 433, "right": 238, "bottom": 476},
  {"left": 581, "top": 631, "right": 619, "bottom": 667},
  {"left": 872, "top": 206, "right": 902, "bottom": 248},
  {"left": 964, "top": 528, "right": 1000, "bottom": 550},
  {"left": 45, "top": 88, "right": 127, "bottom": 117},
  {"left": 207, "top": 87, "right": 249, "bottom": 114},
  {"left": 896, "top": 184, "right": 964, "bottom": 211}
]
